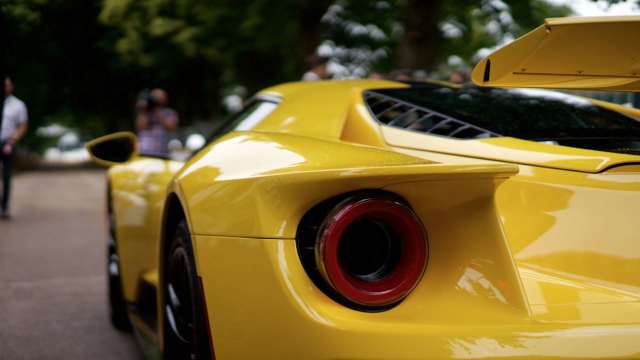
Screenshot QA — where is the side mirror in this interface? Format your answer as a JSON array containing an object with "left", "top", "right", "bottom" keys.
[{"left": 86, "top": 132, "right": 138, "bottom": 166}]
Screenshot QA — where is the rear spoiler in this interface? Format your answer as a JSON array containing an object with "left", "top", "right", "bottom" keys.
[{"left": 472, "top": 16, "right": 640, "bottom": 92}]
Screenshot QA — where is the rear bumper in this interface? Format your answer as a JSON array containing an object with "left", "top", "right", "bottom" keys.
[{"left": 193, "top": 235, "right": 640, "bottom": 360}]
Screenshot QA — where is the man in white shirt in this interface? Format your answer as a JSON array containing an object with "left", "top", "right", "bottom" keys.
[{"left": 1, "top": 77, "right": 28, "bottom": 218}]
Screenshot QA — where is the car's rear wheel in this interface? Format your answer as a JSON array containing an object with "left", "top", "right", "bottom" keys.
[
  {"left": 107, "top": 197, "right": 132, "bottom": 332},
  {"left": 163, "top": 219, "right": 212, "bottom": 360}
]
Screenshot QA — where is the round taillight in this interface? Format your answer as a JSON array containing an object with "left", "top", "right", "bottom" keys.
[{"left": 315, "top": 196, "right": 427, "bottom": 307}]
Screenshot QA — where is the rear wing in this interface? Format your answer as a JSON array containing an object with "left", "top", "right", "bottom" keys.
[{"left": 472, "top": 16, "right": 640, "bottom": 92}]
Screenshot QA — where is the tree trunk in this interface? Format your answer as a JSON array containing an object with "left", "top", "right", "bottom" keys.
[
  {"left": 396, "top": 0, "right": 444, "bottom": 70},
  {"left": 297, "top": 1, "right": 333, "bottom": 71}
]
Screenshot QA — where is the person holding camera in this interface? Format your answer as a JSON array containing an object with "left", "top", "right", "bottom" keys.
[
  {"left": 135, "top": 88, "right": 178, "bottom": 157},
  {"left": 136, "top": 88, "right": 178, "bottom": 157}
]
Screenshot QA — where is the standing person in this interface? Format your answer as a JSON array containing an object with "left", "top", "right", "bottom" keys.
[
  {"left": 1, "top": 77, "right": 28, "bottom": 219},
  {"left": 449, "top": 70, "right": 470, "bottom": 84},
  {"left": 302, "top": 55, "right": 330, "bottom": 81},
  {"left": 136, "top": 88, "right": 179, "bottom": 157}
]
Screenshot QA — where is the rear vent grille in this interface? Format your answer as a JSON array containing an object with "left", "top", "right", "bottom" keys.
[{"left": 364, "top": 91, "right": 500, "bottom": 139}]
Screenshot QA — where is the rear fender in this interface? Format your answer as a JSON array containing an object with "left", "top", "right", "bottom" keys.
[
  {"left": 176, "top": 131, "right": 529, "bottom": 316},
  {"left": 175, "top": 131, "right": 517, "bottom": 238}
]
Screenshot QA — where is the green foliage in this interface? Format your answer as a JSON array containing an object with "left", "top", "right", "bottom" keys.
[
  {"left": 1, "top": 0, "right": 48, "bottom": 31},
  {"left": 319, "top": 0, "right": 571, "bottom": 76},
  {"left": 433, "top": 0, "right": 572, "bottom": 69},
  {"left": 98, "top": 0, "right": 331, "bottom": 91},
  {"left": 3, "top": 0, "right": 125, "bottom": 153},
  {"left": 1, "top": 0, "right": 605, "bottom": 154},
  {"left": 320, "top": 0, "right": 399, "bottom": 75}
]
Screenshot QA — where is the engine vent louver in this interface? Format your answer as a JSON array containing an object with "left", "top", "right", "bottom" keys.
[{"left": 364, "top": 91, "right": 500, "bottom": 140}]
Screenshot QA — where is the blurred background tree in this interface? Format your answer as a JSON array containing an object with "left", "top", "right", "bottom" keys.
[
  {"left": 0, "top": 0, "right": 632, "bottom": 153},
  {"left": 318, "top": 0, "right": 570, "bottom": 78}
]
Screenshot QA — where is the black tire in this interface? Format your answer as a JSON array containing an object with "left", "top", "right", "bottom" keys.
[
  {"left": 107, "top": 206, "right": 132, "bottom": 331},
  {"left": 107, "top": 185, "right": 132, "bottom": 332},
  {"left": 163, "top": 220, "right": 213, "bottom": 360}
]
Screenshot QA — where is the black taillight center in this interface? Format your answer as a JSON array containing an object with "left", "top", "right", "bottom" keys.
[{"left": 337, "top": 217, "right": 401, "bottom": 282}]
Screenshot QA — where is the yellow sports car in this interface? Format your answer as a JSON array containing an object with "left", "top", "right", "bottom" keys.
[{"left": 88, "top": 16, "right": 640, "bottom": 359}]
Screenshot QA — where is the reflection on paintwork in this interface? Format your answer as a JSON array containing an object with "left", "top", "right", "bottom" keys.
[
  {"left": 449, "top": 325, "right": 640, "bottom": 359},
  {"left": 498, "top": 165, "right": 640, "bottom": 298},
  {"left": 178, "top": 131, "right": 448, "bottom": 237},
  {"left": 509, "top": 88, "right": 592, "bottom": 106},
  {"left": 275, "top": 240, "right": 333, "bottom": 327},
  {"left": 456, "top": 267, "right": 508, "bottom": 304},
  {"left": 101, "top": 77, "right": 640, "bottom": 358},
  {"left": 532, "top": 302, "right": 640, "bottom": 325},
  {"left": 183, "top": 134, "right": 306, "bottom": 179},
  {"left": 520, "top": 266, "right": 639, "bottom": 305},
  {"left": 281, "top": 116, "right": 296, "bottom": 127},
  {"left": 112, "top": 189, "right": 147, "bottom": 226},
  {"left": 394, "top": 144, "right": 640, "bottom": 315},
  {"left": 193, "top": 234, "right": 640, "bottom": 359},
  {"left": 108, "top": 156, "right": 183, "bottom": 300},
  {"left": 254, "top": 79, "right": 405, "bottom": 139},
  {"left": 513, "top": 186, "right": 637, "bottom": 261},
  {"left": 383, "top": 126, "right": 638, "bottom": 173}
]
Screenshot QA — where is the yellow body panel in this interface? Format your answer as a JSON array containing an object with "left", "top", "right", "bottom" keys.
[
  {"left": 195, "top": 237, "right": 640, "bottom": 359},
  {"left": 393, "top": 150, "right": 640, "bottom": 296},
  {"left": 102, "top": 79, "right": 640, "bottom": 359},
  {"left": 177, "top": 131, "right": 520, "bottom": 238},
  {"left": 254, "top": 80, "right": 405, "bottom": 138},
  {"left": 472, "top": 16, "right": 640, "bottom": 91},
  {"left": 383, "top": 126, "right": 640, "bottom": 173},
  {"left": 109, "top": 157, "right": 182, "bottom": 300}
]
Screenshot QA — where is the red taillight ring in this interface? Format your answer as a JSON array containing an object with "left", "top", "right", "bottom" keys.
[{"left": 316, "top": 197, "right": 427, "bottom": 307}]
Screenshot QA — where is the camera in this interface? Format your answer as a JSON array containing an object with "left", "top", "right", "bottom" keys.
[{"left": 135, "top": 89, "right": 157, "bottom": 113}]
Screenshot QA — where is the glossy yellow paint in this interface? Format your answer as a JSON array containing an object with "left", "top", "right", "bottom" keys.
[
  {"left": 253, "top": 80, "right": 405, "bottom": 139},
  {"left": 472, "top": 16, "right": 640, "bottom": 91},
  {"left": 109, "top": 157, "right": 182, "bottom": 300},
  {"left": 500, "top": 166, "right": 640, "bottom": 295},
  {"left": 403, "top": 158, "right": 640, "bottom": 351},
  {"left": 589, "top": 97, "right": 640, "bottom": 120},
  {"left": 180, "top": 130, "right": 638, "bottom": 358},
  {"left": 340, "top": 86, "right": 389, "bottom": 146},
  {"left": 382, "top": 125, "right": 640, "bottom": 173},
  {"left": 195, "top": 236, "right": 640, "bottom": 359},
  {"left": 98, "top": 78, "right": 640, "bottom": 359},
  {"left": 177, "top": 131, "right": 519, "bottom": 238}
]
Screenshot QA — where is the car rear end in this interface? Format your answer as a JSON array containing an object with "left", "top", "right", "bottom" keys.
[{"left": 182, "top": 79, "right": 640, "bottom": 359}]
